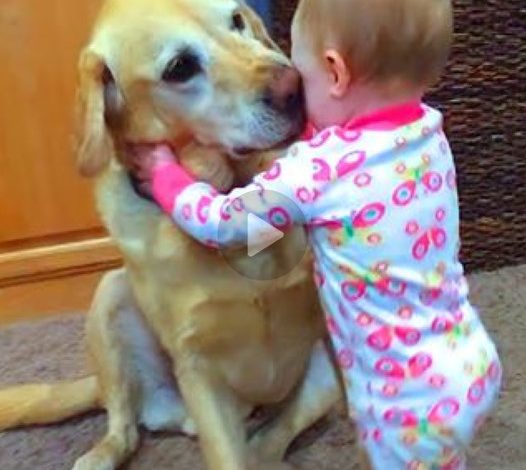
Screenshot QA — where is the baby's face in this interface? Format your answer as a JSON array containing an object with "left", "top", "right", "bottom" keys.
[{"left": 291, "top": 16, "right": 334, "bottom": 129}]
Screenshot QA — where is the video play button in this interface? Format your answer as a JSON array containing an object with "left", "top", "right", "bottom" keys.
[
  {"left": 247, "top": 213, "right": 284, "bottom": 257},
  {"left": 218, "top": 189, "right": 308, "bottom": 280}
]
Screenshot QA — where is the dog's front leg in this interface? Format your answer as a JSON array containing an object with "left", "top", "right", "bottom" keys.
[
  {"left": 72, "top": 270, "right": 141, "bottom": 470},
  {"left": 176, "top": 361, "right": 248, "bottom": 470}
]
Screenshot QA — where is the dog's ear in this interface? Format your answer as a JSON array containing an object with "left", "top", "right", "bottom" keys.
[
  {"left": 75, "top": 49, "right": 114, "bottom": 178},
  {"left": 239, "top": 3, "right": 282, "bottom": 52}
]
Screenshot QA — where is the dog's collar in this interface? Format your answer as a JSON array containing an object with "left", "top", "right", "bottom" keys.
[{"left": 128, "top": 172, "right": 154, "bottom": 201}]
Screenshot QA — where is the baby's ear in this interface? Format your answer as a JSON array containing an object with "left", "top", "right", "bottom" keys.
[{"left": 324, "top": 49, "right": 352, "bottom": 98}]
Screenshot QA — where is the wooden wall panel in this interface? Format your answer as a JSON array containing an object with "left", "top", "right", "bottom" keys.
[
  {"left": 0, "top": 237, "right": 121, "bottom": 289},
  {"left": 0, "top": 0, "right": 103, "bottom": 250},
  {"left": 0, "top": 271, "right": 107, "bottom": 326}
]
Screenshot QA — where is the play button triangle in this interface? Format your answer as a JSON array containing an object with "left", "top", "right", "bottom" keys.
[{"left": 247, "top": 213, "right": 284, "bottom": 257}]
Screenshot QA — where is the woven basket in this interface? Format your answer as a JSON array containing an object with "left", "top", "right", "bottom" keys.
[{"left": 272, "top": 0, "right": 526, "bottom": 273}]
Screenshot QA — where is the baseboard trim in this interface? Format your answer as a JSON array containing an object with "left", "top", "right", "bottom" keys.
[{"left": 0, "top": 237, "right": 122, "bottom": 288}]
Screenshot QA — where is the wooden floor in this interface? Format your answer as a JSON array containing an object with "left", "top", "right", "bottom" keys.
[{"left": 0, "top": 271, "right": 107, "bottom": 326}]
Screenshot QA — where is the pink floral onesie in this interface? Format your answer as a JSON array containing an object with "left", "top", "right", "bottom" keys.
[{"left": 151, "top": 102, "right": 501, "bottom": 469}]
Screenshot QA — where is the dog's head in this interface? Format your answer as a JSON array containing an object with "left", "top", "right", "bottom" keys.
[{"left": 77, "top": 0, "right": 305, "bottom": 177}]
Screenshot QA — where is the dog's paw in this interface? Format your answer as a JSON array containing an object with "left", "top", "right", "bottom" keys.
[
  {"left": 249, "top": 429, "right": 288, "bottom": 464},
  {"left": 180, "top": 415, "right": 197, "bottom": 436},
  {"left": 71, "top": 453, "right": 114, "bottom": 470},
  {"left": 140, "top": 386, "right": 197, "bottom": 436}
]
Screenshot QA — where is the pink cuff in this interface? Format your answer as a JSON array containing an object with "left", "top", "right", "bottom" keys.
[
  {"left": 151, "top": 161, "right": 196, "bottom": 214},
  {"left": 301, "top": 122, "right": 318, "bottom": 141}
]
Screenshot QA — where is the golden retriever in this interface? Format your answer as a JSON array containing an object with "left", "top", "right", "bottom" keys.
[{"left": 0, "top": 1, "right": 342, "bottom": 469}]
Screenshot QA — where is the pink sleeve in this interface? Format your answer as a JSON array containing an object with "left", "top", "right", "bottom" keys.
[
  {"left": 148, "top": 143, "right": 320, "bottom": 248},
  {"left": 149, "top": 133, "right": 349, "bottom": 248},
  {"left": 151, "top": 161, "right": 195, "bottom": 214}
]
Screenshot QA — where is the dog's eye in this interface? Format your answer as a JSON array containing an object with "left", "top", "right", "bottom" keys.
[
  {"left": 231, "top": 12, "right": 245, "bottom": 32},
  {"left": 162, "top": 52, "right": 202, "bottom": 83}
]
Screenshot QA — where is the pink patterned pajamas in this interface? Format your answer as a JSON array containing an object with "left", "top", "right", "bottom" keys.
[{"left": 152, "top": 102, "right": 501, "bottom": 470}]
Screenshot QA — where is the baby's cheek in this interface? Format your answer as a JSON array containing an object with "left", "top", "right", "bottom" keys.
[
  {"left": 303, "top": 80, "right": 333, "bottom": 129},
  {"left": 307, "top": 106, "right": 331, "bottom": 131},
  {"left": 304, "top": 91, "right": 325, "bottom": 127}
]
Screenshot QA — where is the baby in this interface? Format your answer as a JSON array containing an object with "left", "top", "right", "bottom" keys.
[{"left": 133, "top": 0, "right": 501, "bottom": 468}]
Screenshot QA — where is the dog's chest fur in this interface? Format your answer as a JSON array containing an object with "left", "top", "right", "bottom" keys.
[{"left": 96, "top": 166, "right": 187, "bottom": 263}]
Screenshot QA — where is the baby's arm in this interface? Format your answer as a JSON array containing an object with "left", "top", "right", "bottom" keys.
[
  {"left": 149, "top": 145, "right": 312, "bottom": 248},
  {"left": 128, "top": 143, "right": 235, "bottom": 199}
]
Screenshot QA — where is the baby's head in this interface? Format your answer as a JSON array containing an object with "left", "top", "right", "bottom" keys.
[{"left": 291, "top": 0, "right": 453, "bottom": 128}]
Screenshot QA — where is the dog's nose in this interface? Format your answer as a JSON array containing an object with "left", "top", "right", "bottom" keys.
[{"left": 263, "top": 66, "right": 304, "bottom": 116}]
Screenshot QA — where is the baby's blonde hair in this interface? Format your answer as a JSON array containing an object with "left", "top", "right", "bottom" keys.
[{"left": 295, "top": 0, "right": 453, "bottom": 88}]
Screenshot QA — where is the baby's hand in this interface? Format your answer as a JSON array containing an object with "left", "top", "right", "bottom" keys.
[{"left": 129, "top": 144, "right": 176, "bottom": 196}]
